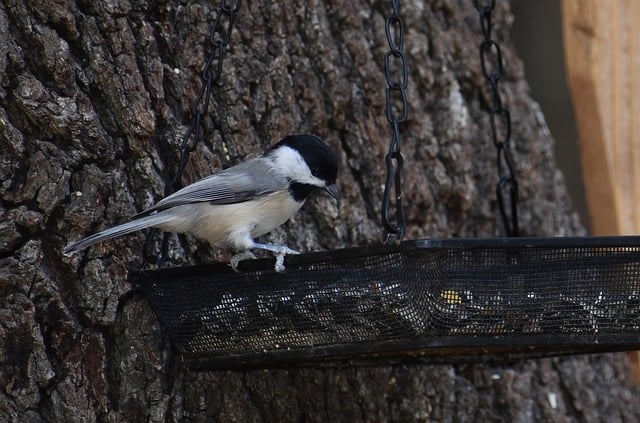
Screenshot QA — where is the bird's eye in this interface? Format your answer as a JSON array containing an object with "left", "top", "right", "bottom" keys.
[{"left": 311, "top": 168, "right": 320, "bottom": 177}]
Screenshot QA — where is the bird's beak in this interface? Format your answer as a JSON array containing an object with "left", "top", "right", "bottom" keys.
[{"left": 325, "top": 184, "right": 341, "bottom": 201}]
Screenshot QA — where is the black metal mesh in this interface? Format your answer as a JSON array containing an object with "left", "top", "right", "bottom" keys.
[{"left": 137, "top": 237, "right": 640, "bottom": 369}]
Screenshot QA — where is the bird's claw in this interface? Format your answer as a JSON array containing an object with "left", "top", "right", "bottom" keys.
[
  {"left": 230, "top": 244, "right": 300, "bottom": 272},
  {"left": 230, "top": 251, "right": 257, "bottom": 273},
  {"left": 274, "top": 254, "right": 286, "bottom": 273}
]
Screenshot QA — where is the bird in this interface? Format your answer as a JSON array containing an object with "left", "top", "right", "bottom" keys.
[{"left": 63, "top": 134, "right": 339, "bottom": 270}]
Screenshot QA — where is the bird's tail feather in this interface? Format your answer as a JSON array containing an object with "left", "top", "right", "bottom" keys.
[{"left": 63, "top": 213, "right": 171, "bottom": 256}]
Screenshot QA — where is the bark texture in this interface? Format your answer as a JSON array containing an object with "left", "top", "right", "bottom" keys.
[{"left": 1, "top": 0, "right": 638, "bottom": 421}]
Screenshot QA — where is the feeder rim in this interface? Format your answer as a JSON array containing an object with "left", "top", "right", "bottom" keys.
[
  {"left": 134, "top": 235, "right": 640, "bottom": 278},
  {"left": 186, "top": 333, "right": 640, "bottom": 371}
]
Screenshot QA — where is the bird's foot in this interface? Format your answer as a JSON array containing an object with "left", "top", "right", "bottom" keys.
[
  {"left": 230, "top": 244, "right": 300, "bottom": 273},
  {"left": 229, "top": 251, "right": 257, "bottom": 273},
  {"left": 253, "top": 243, "right": 300, "bottom": 272}
]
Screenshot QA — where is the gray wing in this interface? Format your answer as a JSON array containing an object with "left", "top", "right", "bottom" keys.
[{"left": 135, "top": 157, "right": 287, "bottom": 217}]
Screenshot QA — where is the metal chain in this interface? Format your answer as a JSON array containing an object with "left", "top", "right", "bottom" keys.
[
  {"left": 166, "top": 0, "right": 241, "bottom": 196},
  {"left": 474, "top": 0, "right": 519, "bottom": 237},
  {"left": 382, "top": 0, "right": 408, "bottom": 244},
  {"left": 143, "top": 0, "right": 241, "bottom": 265}
]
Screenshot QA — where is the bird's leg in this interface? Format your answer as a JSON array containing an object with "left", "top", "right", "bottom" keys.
[
  {"left": 252, "top": 243, "right": 300, "bottom": 255},
  {"left": 229, "top": 251, "right": 257, "bottom": 272},
  {"left": 253, "top": 243, "right": 300, "bottom": 273},
  {"left": 229, "top": 244, "right": 299, "bottom": 273}
]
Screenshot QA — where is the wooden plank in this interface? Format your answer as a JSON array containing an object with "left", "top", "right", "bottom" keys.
[
  {"left": 562, "top": 0, "right": 640, "bottom": 235},
  {"left": 562, "top": 0, "right": 640, "bottom": 381}
]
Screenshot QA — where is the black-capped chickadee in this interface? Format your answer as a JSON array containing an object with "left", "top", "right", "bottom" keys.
[{"left": 63, "top": 134, "right": 339, "bottom": 269}]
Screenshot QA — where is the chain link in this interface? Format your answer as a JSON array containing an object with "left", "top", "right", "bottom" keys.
[
  {"left": 382, "top": 0, "right": 408, "bottom": 245},
  {"left": 474, "top": 0, "right": 519, "bottom": 237},
  {"left": 166, "top": 0, "right": 241, "bottom": 196},
  {"left": 143, "top": 0, "right": 241, "bottom": 266}
]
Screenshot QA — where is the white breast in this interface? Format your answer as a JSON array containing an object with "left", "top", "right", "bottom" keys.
[
  {"left": 159, "top": 190, "right": 304, "bottom": 251},
  {"left": 245, "top": 190, "right": 304, "bottom": 238}
]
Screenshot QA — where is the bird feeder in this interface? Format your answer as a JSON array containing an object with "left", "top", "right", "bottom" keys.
[{"left": 138, "top": 237, "right": 640, "bottom": 370}]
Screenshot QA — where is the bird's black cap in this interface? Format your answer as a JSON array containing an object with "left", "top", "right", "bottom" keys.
[{"left": 270, "top": 134, "right": 338, "bottom": 185}]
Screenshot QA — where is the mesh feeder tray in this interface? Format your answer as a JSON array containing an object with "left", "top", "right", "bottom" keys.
[{"left": 136, "top": 236, "right": 640, "bottom": 370}]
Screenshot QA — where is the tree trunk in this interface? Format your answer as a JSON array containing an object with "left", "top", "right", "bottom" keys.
[{"left": 1, "top": 0, "right": 638, "bottom": 421}]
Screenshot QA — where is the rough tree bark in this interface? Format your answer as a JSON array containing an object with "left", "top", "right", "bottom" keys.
[{"left": 1, "top": 0, "right": 638, "bottom": 421}]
